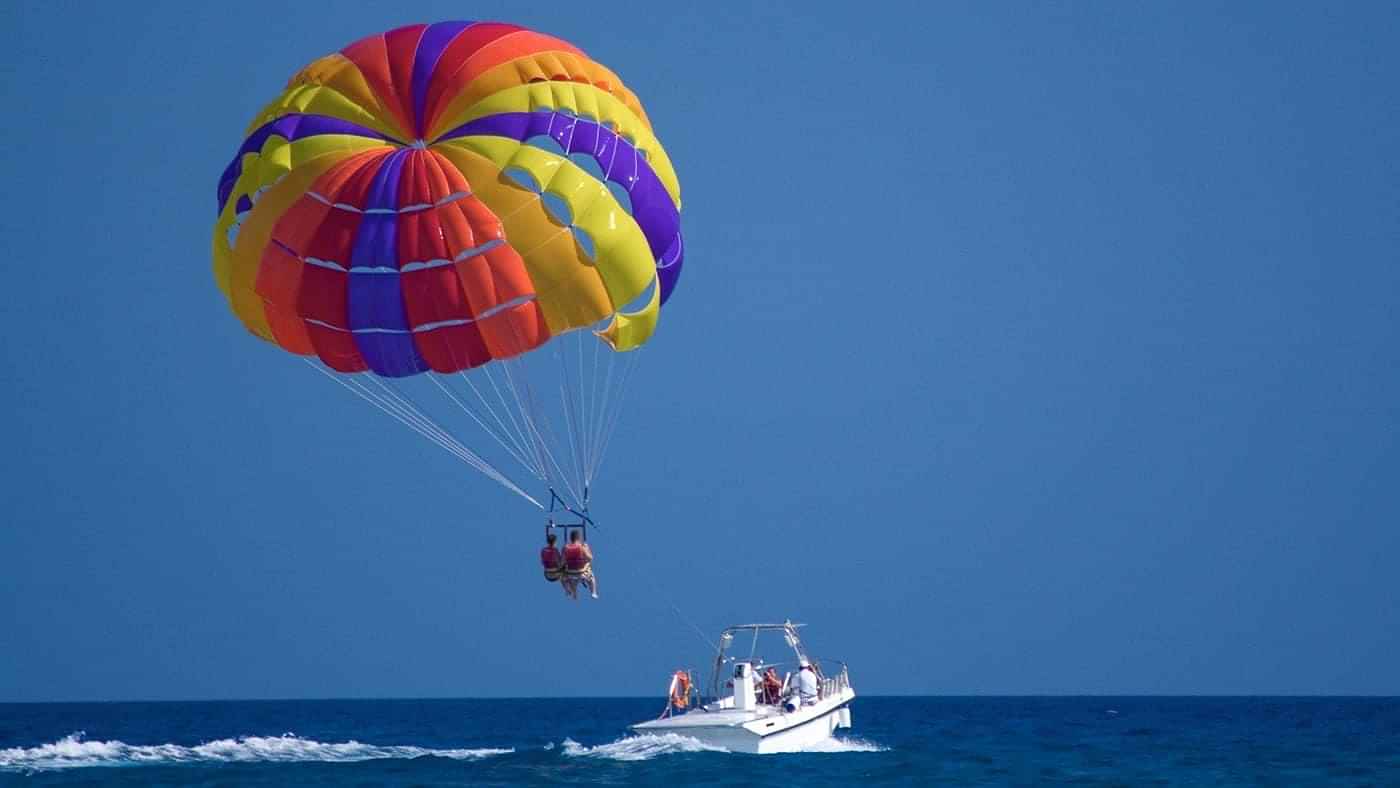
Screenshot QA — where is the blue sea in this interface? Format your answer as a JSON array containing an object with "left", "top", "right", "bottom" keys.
[{"left": 2, "top": 697, "right": 1398, "bottom": 785}]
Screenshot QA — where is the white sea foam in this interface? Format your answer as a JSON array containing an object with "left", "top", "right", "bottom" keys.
[
  {"left": 0, "top": 732, "right": 511, "bottom": 772},
  {"left": 559, "top": 732, "right": 888, "bottom": 760},
  {"left": 798, "top": 736, "right": 889, "bottom": 753},
  {"left": 561, "top": 733, "right": 729, "bottom": 761}
]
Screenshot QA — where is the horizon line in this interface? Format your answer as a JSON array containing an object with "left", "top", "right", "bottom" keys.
[{"left": 4, "top": 693, "right": 1399, "bottom": 706}]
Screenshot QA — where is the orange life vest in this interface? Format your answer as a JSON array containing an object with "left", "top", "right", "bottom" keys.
[
  {"left": 540, "top": 546, "right": 563, "bottom": 580},
  {"left": 564, "top": 543, "right": 590, "bottom": 574},
  {"left": 670, "top": 671, "right": 691, "bottom": 709},
  {"left": 762, "top": 671, "right": 782, "bottom": 703}
]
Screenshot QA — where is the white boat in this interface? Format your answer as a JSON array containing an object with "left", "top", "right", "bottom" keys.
[{"left": 630, "top": 621, "right": 855, "bottom": 754}]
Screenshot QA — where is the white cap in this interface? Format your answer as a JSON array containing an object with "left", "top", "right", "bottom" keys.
[{"left": 798, "top": 658, "right": 810, "bottom": 668}]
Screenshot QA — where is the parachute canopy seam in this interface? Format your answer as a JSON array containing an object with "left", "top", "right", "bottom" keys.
[
  {"left": 306, "top": 188, "right": 473, "bottom": 214},
  {"left": 296, "top": 294, "right": 536, "bottom": 336}
]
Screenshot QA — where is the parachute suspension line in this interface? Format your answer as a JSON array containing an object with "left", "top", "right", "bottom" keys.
[
  {"left": 476, "top": 188, "right": 640, "bottom": 507},
  {"left": 426, "top": 373, "right": 537, "bottom": 478},
  {"left": 570, "top": 331, "right": 596, "bottom": 494},
  {"left": 495, "top": 356, "right": 550, "bottom": 480},
  {"left": 583, "top": 339, "right": 616, "bottom": 487},
  {"left": 454, "top": 371, "right": 542, "bottom": 480},
  {"left": 300, "top": 359, "right": 541, "bottom": 508},
  {"left": 475, "top": 364, "right": 541, "bottom": 477},
  {"left": 590, "top": 348, "right": 641, "bottom": 483},
  {"left": 373, "top": 378, "right": 540, "bottom": 507},
  {"left": 603, "top": 350, "right": 633, "bottom": 474},
  {"left": 317, "top": 364, "right": 472, "bottom": 466},
  {"left": 576, "top": 328, "right": 592, "bottom": 486},
  {"left": 489, "top": 290, "right": 558, "bottom": 491},
  {"left": 369, "top": 375, "right": 537, "bottom": 502},
  {"left": 587, "top": 325, "right": 606, "bottom": 482},
  {"left": 416, "top": 276, "right": 543, "bottom": 483},
  {"left": 575, "top": 330, "right": 598, "bottom": 488},
  {"left": 526, "top": 371, "right": 588, "bottom": 511},
  {"left": 582, "top": 351, "right": 601, "bottom": 487},
  {"left": 554, "top": 335, "right": 587, "bottom": 503},
  {"left": 500, "top": 353, "right": 585, "bottom": 511},
  {"left": 482, "top": 299, "right": 585, "bottom": 513},
  {"left": 358, "top": 378, "right": 474, "bottom": 463}
]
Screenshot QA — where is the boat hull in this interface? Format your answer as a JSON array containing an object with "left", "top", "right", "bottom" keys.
[{"left": 632, "top": 688, "right": 855, "bottom": 754}]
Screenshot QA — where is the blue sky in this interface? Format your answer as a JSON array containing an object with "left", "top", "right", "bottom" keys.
[{"left": 2, "top": 0, "right": 1397, "bottom": 701}]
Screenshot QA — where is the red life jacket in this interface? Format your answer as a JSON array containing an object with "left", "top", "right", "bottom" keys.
[
  {"left": 564, "top": 543, "right": 590, "bottom": 572},
  {"left": 540, "top": 546, "right": 562, "bottom": 569}
]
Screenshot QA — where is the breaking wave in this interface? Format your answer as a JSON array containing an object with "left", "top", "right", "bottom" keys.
[
  {"left": 561, "top": 733, "right": 728, "bottom": 761},
  {"left": 0, "top": 732, "right": 511, "bottom": 772}
]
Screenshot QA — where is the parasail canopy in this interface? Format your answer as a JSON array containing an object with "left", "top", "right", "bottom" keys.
[{"left": 213, "top": 22, "right": 685, "bottom": 512}]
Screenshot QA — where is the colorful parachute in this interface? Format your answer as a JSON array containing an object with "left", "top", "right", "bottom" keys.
[{"left": 213, "top": 22, "right": 684, "bottom": 511}]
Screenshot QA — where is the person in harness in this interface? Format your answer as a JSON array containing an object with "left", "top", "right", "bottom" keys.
[
  {"left": 540, "top": 532, "right": 564, "bottom": 585},
  {"left": 562, "top": 529, "right": 598, "bottom": 600}
]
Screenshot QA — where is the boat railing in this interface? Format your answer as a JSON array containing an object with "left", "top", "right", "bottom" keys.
[
  {"left": 703, "top": 657, "right": 852, "bottom": 705},
  {"left": 814, "top": 659, "right": 850, "bottom": 698},
  {"left": 744, "top": 658, "right": 850, "bottom": 701}
]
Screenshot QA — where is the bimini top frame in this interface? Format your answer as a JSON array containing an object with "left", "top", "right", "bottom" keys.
[{"left": 708, "top": 620, "right": 812, "bottom": 697}]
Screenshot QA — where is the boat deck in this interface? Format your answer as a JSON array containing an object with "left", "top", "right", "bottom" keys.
[{"left": 636, "top": 706, "right": 782, "bottom": 730}]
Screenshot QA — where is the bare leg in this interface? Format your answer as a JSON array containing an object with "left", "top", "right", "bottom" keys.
[{"left": 583, "top": 570, "right": 598, "bottom": 599}]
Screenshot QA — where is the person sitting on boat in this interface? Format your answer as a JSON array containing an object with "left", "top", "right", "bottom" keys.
[
  {"left": 562, "top": 530, "right": 598, "bottom": 600},
  {"left": 796, "top": 659, "right": 819, "bottom": 706},
  {"left": 540, "top": 532, "right": 564, "bottom": 585},
  {"left": 761, "top": 667, "right": 783, "bottom": 705}
]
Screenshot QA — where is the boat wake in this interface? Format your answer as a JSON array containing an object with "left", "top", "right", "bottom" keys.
[
  {"left": 0, "top": 732, "right": 512, "bottom": 772},
  {"left": 798, "top": 736, "right": 889, "bottom": 753},
  {"left": 560, "top": 733, "right": 887, "bottom": 760},
  {"left": 561, "top": 733, "right": 729, "bottom": 761},
  {"left": 4, "top": 730, "right": 884, "bottom": 770}
]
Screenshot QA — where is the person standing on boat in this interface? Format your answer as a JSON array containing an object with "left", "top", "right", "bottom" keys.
[
  {"left": 540, "top": 532, "right": 565, "bottom": 590},
  {"left": 562, "top": 530, "right": 598, "bottom": 600},
  {"left": 796, "top": 659, "right": 819, "bottom": 706}
]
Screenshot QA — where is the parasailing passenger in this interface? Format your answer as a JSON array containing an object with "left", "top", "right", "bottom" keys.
[
  {"left": 540, "top": 532, "right": 565, "bottom": 587},
  {"left": 562, "top": 530, "right": 599, "bottom": 600}
]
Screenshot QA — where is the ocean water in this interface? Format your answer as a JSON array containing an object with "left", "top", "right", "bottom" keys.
[{"left": 2, "top": 697, "right": 1398, "bottom": 785}]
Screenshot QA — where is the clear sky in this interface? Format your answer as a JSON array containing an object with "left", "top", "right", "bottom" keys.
[{"left": 2, "top": 1, "right": 1397, "bottom": 701}]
